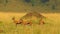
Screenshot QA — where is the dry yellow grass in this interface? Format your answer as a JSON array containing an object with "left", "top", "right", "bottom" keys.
[{"left": 0, "top": 12, "right": 60, "bottom": 34}]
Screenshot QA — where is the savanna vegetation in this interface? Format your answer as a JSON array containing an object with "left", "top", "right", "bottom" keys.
[
  {"left": 0, "top": 12, "right": 59, "bottom": 34},
  {"left": 0, "top": 0, "right": 60, "bottom": 34}
]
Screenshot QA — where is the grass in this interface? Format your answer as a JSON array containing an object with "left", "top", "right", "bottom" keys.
[{"left": 0, "top": 12, "right": 60, "bottom": 34}]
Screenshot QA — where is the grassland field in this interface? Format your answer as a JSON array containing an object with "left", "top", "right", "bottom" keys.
[{"left": 0, "top": 12, "right": 60, "bottom": 34}]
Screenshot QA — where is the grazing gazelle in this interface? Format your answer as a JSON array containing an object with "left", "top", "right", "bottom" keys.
[
  {"left": 12, "top": 17, "right": 23, "bottom": 26},
  {"left": 12, "top": 17, "right": 32, "bottom": 26}
]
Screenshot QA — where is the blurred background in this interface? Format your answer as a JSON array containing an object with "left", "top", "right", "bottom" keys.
[{"left": 0, "top": 0, "right": 60, "bottom": 13}]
